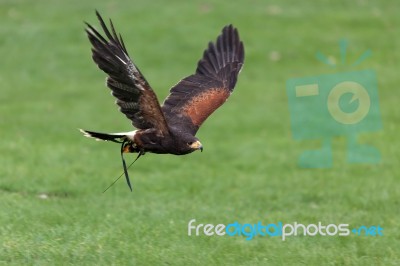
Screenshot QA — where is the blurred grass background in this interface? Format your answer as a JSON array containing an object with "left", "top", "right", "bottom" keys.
[{"left": 1, "top": 0, "right": 399, "bottom": 265}]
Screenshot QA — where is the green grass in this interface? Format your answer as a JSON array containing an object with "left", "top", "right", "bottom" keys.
[{"left": 1, "top": 0, "right": 400, "bottom": 265}]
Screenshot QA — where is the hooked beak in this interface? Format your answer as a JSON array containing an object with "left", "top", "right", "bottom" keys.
[{"left": 190, "top": 140, "right": 203, "bottom": 152}]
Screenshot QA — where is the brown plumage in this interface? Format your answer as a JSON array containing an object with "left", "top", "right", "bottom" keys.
[{"left": 80, "top": 11, "right": 244, "bottom": 190}]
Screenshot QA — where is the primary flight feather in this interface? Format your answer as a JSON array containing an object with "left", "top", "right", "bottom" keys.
[{"left": 80, "top": 11, "right": 245, "bottom": 190}]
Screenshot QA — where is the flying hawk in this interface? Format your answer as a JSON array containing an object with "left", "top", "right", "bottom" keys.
[{"left": 80, "top": 11, "right": 244, "bottom": 191}]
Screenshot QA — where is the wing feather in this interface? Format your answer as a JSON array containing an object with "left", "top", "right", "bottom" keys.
[
  {"left": 162, "top": 25, "right": 244, "bottom": 135},
  {"left": 86, "top": 11, "right": 169, "bottom": 134}
]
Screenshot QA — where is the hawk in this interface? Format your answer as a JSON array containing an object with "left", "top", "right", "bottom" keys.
[{"left": 80, "top": 11, "right": 245, "bottom": 191}]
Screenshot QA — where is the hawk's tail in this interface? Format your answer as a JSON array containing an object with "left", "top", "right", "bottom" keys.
[{"left": 79, "top": 129, "right": 127, "bottom": 142}]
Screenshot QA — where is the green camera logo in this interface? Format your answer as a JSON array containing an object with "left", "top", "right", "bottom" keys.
[{"left": 286, "top": 40, "right": 382, "bottom": 168}]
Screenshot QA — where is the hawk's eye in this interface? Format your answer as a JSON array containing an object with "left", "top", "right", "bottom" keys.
[{"left": 187, "top": 142, "right": 193, "bottom": 146}]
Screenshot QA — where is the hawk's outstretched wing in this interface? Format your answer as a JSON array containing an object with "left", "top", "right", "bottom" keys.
[
  {"left": 161, "top": 25, "right": 244, "bottom": 135},
  {"left": 86, "top": 11, "right": 169, "bottom": 135}
]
